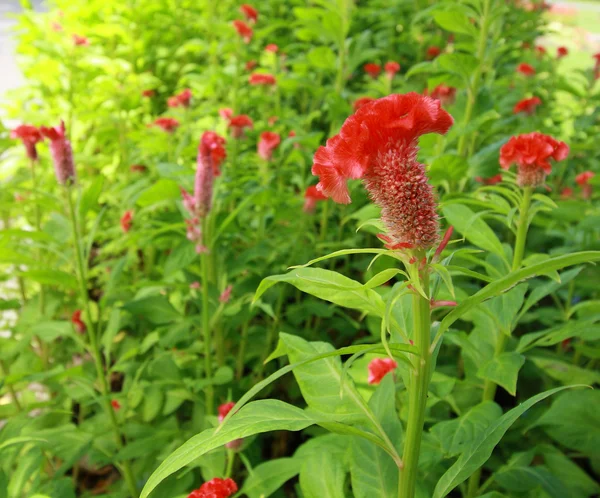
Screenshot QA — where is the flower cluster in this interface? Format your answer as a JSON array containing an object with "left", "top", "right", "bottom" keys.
[
  {"left": 303, "top": 185, "right": 327, "bottom": 214},
  {"left": 517, "top": 62, "right": 536, "bottom": 77},
  {"left": 227, "top": 114, "right": 254, "bottom": 138},
  {"left": 249, "top": 73, "right": 276, "bottom": 86},
  {"left": 11, "top": 124, "right": 43, "bottom": 161},
  {"left": 187, "top": 478, "right": 238, "bottom": 498},
  {"left": 168, "top": 89, "right": 192, "bottom": 108},
  {"left": 152, "top": 117, "right": 180, "bottom": 133},
  {"left": 232, "top": 20, "right": 253, "bottom": 43},
  {"left": 40, "top": 121, "right": 76, "bottom": 185},
  {"left": 258, "top": 132, "right": 281, "bottom": 161}
]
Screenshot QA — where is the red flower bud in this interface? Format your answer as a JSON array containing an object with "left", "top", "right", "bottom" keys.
[
  {"left": 188, "top": 478, "right": 238, "bottom": 498},
  {"left": 513, "top": 96, "right": 541, "bottom": 115},
  {"left": 368, "top": 358, "right": 397, "bottom": 385}
]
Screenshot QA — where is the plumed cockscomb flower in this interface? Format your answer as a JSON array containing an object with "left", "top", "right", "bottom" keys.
[
  {"left": 245, "top": 60, "right": 257, "bottom": 71},
  {"left": 120, "top": 210, "right": 133, "bottom": 233},
  {"left": 187, "top": 478, "right": 238, "bottom": 498},
  {"left": 232, "top": 20, "right": 253, "bottom": 43},
  {"left": 194, "top": 131, "right": 227, "bottom": 217},
  {"left": 427, "top": 85, "right": 457, "bottom": 106},
  {"left": 219, "top": 285, "right": 233, "bottom": 303},
  {"left": 240, "top": 4, "right": 258, "bottom": 23},
  {"left": 516, "top": 63, "right": 536, "bottom": 76},
  {"left": 513, "top": 96, "right": 542, "bottom": 115},
  {"left": 258, "top": 131, "right": 281, "bottom": 161},
  {"left": 152, "top": 117, "right": 180, "bottom": 133},
  {"left": 557, "top": 46, "right": 568, "bottom": 58},
  {"left": 499, "top": 132, "right": 569, "bottom": 187},
  {"left": 72, "top": 34, "right": 89, "bottom": 46},
  {"left": 575, "top": 171, "right": 595, "bottom": 199},
  {"left": 228, "top": 114, "right": 254, "bottom": 138},
  {"left": 71, "top": 310, "right": 86, "bottom": 334},
  {"left": 364, "top": 63, "right": 381, "bottom": 78},
  {"left": 265, "top": 44, "right": 278, "bottom": 53},
  {"left": 560, "top": 187, "right": 573, "bottom": 199},
  {"left": 426, "top": 46, "right": 441, "bottom": 59},
  {"left": 368, "top": 358, "right": 397, "bottom": 385},
  {"left": 219, "top": 108, "right": 233, "bottom": 120},
  {"left": 11, "top": 124, "right": 43, "bottom": 161},
  {"left": 40, "top": 121, "right": 76, "bottom": 185},
  {"left": 384, "top": 61, "right": 400, "bottom": 79},
  {"left": 353, "top": 97, "right": 375, "bottom": 112},
  {"left": 303, "top": 185, "right": 327, "bottom": 213},
  {"left": 311, "top": 93, "right": 453, "bottom": 250},
  {"left": 168, "top": 89, "right": 192, "bottom": 108},
  {"left": 249, "top": 72, "right": 276, "bottom": 86}
]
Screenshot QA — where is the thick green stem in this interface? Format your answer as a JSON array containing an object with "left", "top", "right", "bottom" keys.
[
  {"left": 399, "top": 271, "right": 431, "bottom": 498},
  {"left": 65, "top": 185, "right": 138, "bottom": 497},
  {"left": 201, "top": 244, "right": 214, "bottom": 416}
]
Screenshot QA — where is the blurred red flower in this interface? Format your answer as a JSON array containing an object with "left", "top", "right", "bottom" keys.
[
  {"left": 535, "top": 45, "right": 546, "bottom": 56},
  {"left": 168, "top": 89, "right": 192, "bottom": 108},
  {"left": 219, "top": 285, "right": 233, "bottom": 303},
  {"left": 557, "top": 46, "right": 568, "bottom": 58},
  {"left": 368, "top": 358, "right": 397, "bottom": 385},
  {"left": 426, "top": 85, "right": 457, "bottom": 106},
  {"left": 516, "top": 63, "right": 536, "bottom": 76},
  {"left": 111, "top": 400, "right": 121, "bottom": 410},
  {"left": 71, "top": 310, "right": 86, "bottom": 334},
  {"left": 384, "top": 61, "right": 400, "bottom": 78},
  {"left": 233, "top": 20, "right": 253, "bottom": 43},
  {"left": 142, "top": 89, "right": 155, "bottom": 98},
  {"left": 188, "top": 478, "right": 238, "bottom": 498},
  {"left": 576, "top": 171, "right": 595, "bottom": 199},
  {"left": 240, "top": 4, "right": 258, "bottom": 23},
  {"left": 265, "top": 44, "right": 278, "bottom": 53},
  {"left": 513, "top": 96, "right": 541, "bottom": 115},
  {"left": 475, "top": 174, "right": 503, "bottom": 185},
  {"left": 11, "top": 124, "right": 42, "bottom": 161},
  {"left": 219, "top": 108, "right": 233, "bottom": 120},
  {"left": 228, "top": 114, "right": 253, "bottom": 138},
  {"left": 245, "top": 60, "right": 257, "bottom": 71},
  {"left": 426, "top": 46, "right": 441, "bottom": 59},
  {"left": 560, "top": 187, "right": 573, "bottom": 199},
  {"left": 249, "top": 73, "right": 276, "bottom": 86},
  {"left": 218, "top": 402, "right": 235, "bottom": 422},
  {"left": 130, "top": 164, "right": 147, "bottom": 173},
  {"left": 40, "top": 121, "right": 76, "bottom": 184},
  {"left": 120, "top": 210, "right": 134, "bottom": 232},
  {"left": 152, "top": 117, "right": 180, "bottom": 133},
  {"left": 258, "top": 131, "right": 281, "bottom": 160},
  {"left": 303, "top": 185, "right": 327, "bottom": 213},
  {"left": 364, "top": 63, "right": 381, "bottom": 78},
  {"left": 72, "top": 34, "right": 89, "bottom": 46}
]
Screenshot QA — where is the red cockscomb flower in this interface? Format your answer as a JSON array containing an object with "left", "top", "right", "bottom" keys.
[
  {"left": 513, "top": 96, "right": 542, "bottom": 115},
  {"left": 228, "top": 114, "right": 254, "bottom": 138},
  {"left": 168, "top": 89, "right": 192, "bottom": 108},
  {"left": 353, "top": 97, "right": 375, "bottom": 112},
  {"left": 72, "top": 34, "right": 89, "bottom": 46},
  {"left": 249, "top": 73, "right": 276, "bottom": 86},
  {"left": 516, "top": 63, "right": 536, "bottom": 76},
  {"left": 303, "top": 185, "right": 327, "bottom": 213},
  {"left": 364, "top": 63, "right": 381, "bottom": 78},
  {"left": 193, "top": 131, "right": 227, "bottom": 217},
  {"left": 219, "top": 108, "right": 233, "bottom": 120},
  {"left": 384, "top": 61, "right": 400, "bottom": 79},
  {"left": 427, "top": 85, "right": 457, "bottom": 106},
  {"left": 11, "top": 124, "right": 43, "bottom": 161},
  {"left": 152, "top": 117, "right": 180, "bottom": 133},
  {"left": 268, "top": 116, "right": 278, "bottom": 126},
  {"left": 232, "top": 20, "right": 253, "bottom": 43},
  {"left": 40, "top": 121, "right": 76, "bottom": 185},
  {"left": 475, "top": 174, "right": 503, "bottom": 185},
  {"left": 219, "top": 285, "right": 233, "bottom": 303},
  {"left": 240, "top": 4, "right": 258, "bottom": 23},
  {"left": 111, "top": 400, "right": 121, "bottom": 410},
  {"left": 426, "top": 46, "right": 442, "bottom": 59},
  {"left": 594, "top": 53, "right": 600, "bottom": 68},
  {"left": 71, "top": 310, "right": 86, "bottom": 334},
  {"left": 188, "top": 478, "right": 238, "bottom": 498},
  {"left": 120, "top": 210, "right": 133, "bottom": 232},
  {"left": 258, "top": 131, "right": 281, "bottom": 161},
  {"left": 311, "top": 93, "right": 453, "bottom": 249},
  {"left": 265, "top": 44, "right": 278, "bottom": 53},
  {"left": 368, "top": 358, "right": 397, "bottom": 385},
  {"left": 130, "top": 164, "right": 147, "bottom": 173},
  {"left": 499, "top": 132, "right": 569, "bottom": 187},
  {"left": 557, "top": 46, "right": 568, "bottom": 58},
  {"left": 575, "top": 171, "right": 595, "bottom": 199},
  {"left": 245, "top": 60, "right": 257, "bottom": 71}
]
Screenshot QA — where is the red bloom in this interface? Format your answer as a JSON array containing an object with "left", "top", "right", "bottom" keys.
[
  {"left": 219, "top": 285, "right": 233, "bottom": 303},
  {"left": 311, "top": 93, "right": 453, "bottom": 249},
  {"left": 170, "top": 88, "right": 192, "bottom": 108},
  {"left": 218, "top": 402, "right": 235, "bottom": 423},
  {"left": 594, "top": 53, "right": 600, "bottom": 68},
  {"left": 130, "top": 164, "right": 147, "bottom": 173},
  {"left": 167, "top": 96, "right": 179, "bottom": 107},
  {"left": 193, "top": 131, "right": 227, "bottom": 217},
  {"left": 51, "top": 22, "right": 62, "bottom": 32},
  {"left": 187, "top": 478, "right": 238, "bottom": 498},
  {"left": 560, "top": 187, "right": 573, "bottom": 199},
  {"left": 516, "top": 63, "right": 536, "bottom": 76},
  {"left": 499, "top": 132, "right": 569, "bottom": 187},
  {"left": 153, "top": 117, "right": 180, "bottom": 133},
  {"left": 120, "top": 210, "right": 133, "bottom": 232},
  {"left": 475, "top": 174, "right": 503, "bottom": 185},
  {"left": 71, "top": 310, "right": 86, "bottom": 334},
  {"left": 303, "top": 185, "right": 327, "bottom": 213},
  {"left": 72, "top": 34, "right": 89, "bottom": 46},
  {"left": 353, "top": 97, "right": 376, "bottom": 112},
  {"left": 232, "top": 20, "right": 253, "bottom": 43},
  {"left": 228, "top": 114, "right": 254, "bottom": 138},
  {"left": 427, "top": 85, "right": 456, "bottom": 106},
  {"left": 364, "top": 63, "right": 381, "bottom": 78},
  {"left": 557, "top": 46, "right": 568, "bottom": 58},
  {"left": 111, "top": 400, "right": 121, "bottom": 410},
  {"left": 576, "top": 171, "right": 595, "bottom": 199},
  {"left": 513, "top": 96, "right": 542, "bottom": 115},
  {"left": 384, "top": 61, "right": 401, "bottom": 78},
  {"left": 265, "top": 44, "right": 278, "bottom": 53},
  {"left": 426, "top": 46, "right": 442, "bottom": 59},
  {"left": 240, "top": 4, "right": 258, "bottom": 23},
  {"left": 245, "top": 60, "right": 257, "bottom": 71},
  {"left": 249, "top": 73, "right": 276, "bottom": 86},
  {"left": 368, "top": 358, "right": 397, "bottom": 385},
  {"left": 142, "top": 89, "right": 155, "bottom": 98},
  {"left": 40, "top": 121, "right": 76, "bottom": 185},
  {"left": 258, "top": 131, "right": 281, "bottom": 161},
  {"left": 11, "top": 124, "right": 42, "bottom": 161}
]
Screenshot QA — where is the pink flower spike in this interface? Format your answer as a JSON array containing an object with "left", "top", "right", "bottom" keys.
[
  {"left": 430, "top": 300, "right": 457, "bottom": 309},
  {"left": 433, "top": 226, "right": 454, "bottom": 262},
  {"left": 40, "top": 120, "right": 76, "bottom": 185},
  {"left": 180, "top": 187, "right": 196, "bottom": 215},
  {"left": 219, "top": 285, "right": 233, "bottom": 303}
]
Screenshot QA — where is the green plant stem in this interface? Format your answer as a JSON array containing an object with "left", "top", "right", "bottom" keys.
[
  {"left": 201, "top": 244, "right": 214, "bottom": 416},
  {"left": 399, "top": 270, "right": 431, "bottom": 498},
  {"left": 0, "top": 359, "right": 22, "bottom": 412},
  {"left": 457, "top": 0, "right": 491, "bottom": 157},
  {"left": 236, "top": 320, "right": 250, "bottom": 380},
  {"left": 467, "top": 186, "right": 532, "bottom": 498},
  {"left": 225, "top": 449, "right": 235, "bottom": 478},
  {"left": 65, "top": 185, "right": 138, "bottom": 498},
  {"left": 319, "top": 200, "right": 330, "bottom": 241}
]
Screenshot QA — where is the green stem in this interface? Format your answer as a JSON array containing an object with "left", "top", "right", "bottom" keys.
[
  {"left": 65, "top": 185, "right": 138, "bottom": 497},
  {"left": 201, "top": 241, "right": 214, "bottom": 416},
  {"left": 0, "top": 359, "right": 22, "bottom": 412},
  {"left": 236, "top": 320, "right": 250, "bottom": 380},
  {"left": 399, "top": 270, "right": 431, "bottom": 498},
  {"left": 225, "top": 449, "right": 235, "bottom": 478},
  {"left": 319, "top": 200, "right": 330, "bottom": 241}
]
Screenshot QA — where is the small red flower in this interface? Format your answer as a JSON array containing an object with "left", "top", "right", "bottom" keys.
[
  {"left": 560, "top": 187, "right": 573, "bottom": 199},
  {"left": 228, "top": 114, "right": 253, "bottom": 138},
  {"left": 72, "top": 34, "right": 89, "bottom": 46},
  {"left": 364, "top": 63, "right": 381, "bottom": 78},
  {"left": 475, "top": 174, "right": 503, "bottom": 185},
  {"left": 187, "top": 478, "right": 238, "bottom": 498},
  {"left": 40, "top": 121, "right": 76, "bottom": 185},
  {"left": 535, "top": 45, "right": 546, "bottom": 57},
  {"left": 258, "top": 131, "right": 281, "bottom": 161},
  {"left": 51, "top": 22, "right": 62, "bottom": 32},
  {"left": 190, "top": 281, "right": 201, "bottom": 290},
  {"left": 426, "top": 46, "right": 442, "bottom": 59},
  {"left": 499, "top": 132, "right": 569, "bottom": 187},
  {"left": 303, "top": 185, "right": 327, "bottom": 213},
  {"left": 240, "top": 4, "right": 258, "bottom": 23},
  {"left": 192, "top": 131, "right": 227, "bottom": 218},
  {"left": 576, "top": 171, "right": 595, "bottom": 199},
  {"left": 265, "top": 44, "right": 278, "bottom": 53},
  {"left": 11, "top": 124, "right": 42, "bottom": 161},
  {"left": 168, "top": 89, "right": 192, "bottom": 108},
  {"left": 245, "top": 60, "right": 258, "bottom": 71},
  {"left": 232, "top": 20, "right": 253, "bottom": 43},
  {"left": 594, "top": 53, "right": 600, "bottom": 68},
  {"left": 384, "top": 61, "right": 400, "bottom": 78},
  {"left": 557, "top": 46, "right": 568, "bottom": 58},
  {"left": 513, "top": 96, "right": 542, "bottom": 115},
  {"left": 427, "top": 85, "right": 457, "bottom": 106},
  {"left": 249, "top": 73, "right": 276, "bottom": 86},
  {"left": 353, "top": 97, "right": 376, "bottom": 112},
  {"left": 368, "top": 358, "right": 397, "bottom": 385},
  {"left": 142, "top": 89, "right": 155, "bottom": 98},
  {"left": 120, "top": 210, "right": 134, "bottom": 233},
  {"left": 219, "top": 108, "right": 233, "bottom": 120},
  {"left": 152, "top": 117, "right": 180, "bottom": 133},
  {"left": 111, "top": 400, "right": 121, "bottom": 410},
  {"left": 268, "top": 116, "right": 279, "bottom": 126},
  {"left": 218, "top": 402, "right": 235, "bottom": 422},
  {"left": 311, "top": 93, "right": 453, "bottom": 249},
  {"left": 516, "top": 63, "right": 536, "bottom": 77},
  {"left": 130, "top": 164, "right": 147, "bottom": 173},
  {"left": 71, "top": 310, "right": 86, "bottom": 334},
  {"left": 219, "top": 285, "right": 233, "bottom": 303}
]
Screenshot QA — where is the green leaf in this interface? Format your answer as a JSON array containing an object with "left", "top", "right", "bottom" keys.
[
  {"left": 136, "top": 179, "right": 180, "bottom": 207},
  {"left": 142, "top": 386, "right": 164, "bottom": 422},
  {"left": 529, "top": 356, "right": 600, "bottom": 385},
  {"left": 123, "top": 296, "right": 180, "bottom": 325},
  {"left": 101, "top": 309, "right": 121, "bottom": 364},
  {"left": 307, "top": 46, "right": 337, "bottom": 69},
  {"left": 241, "top": 458, "right": 300, "bottom": 498},
  {"left": 477, "top": 352, "right": 525, "bottom": 396},
  {"left": 79, "top": 176, "right": 104, "bottom": 218},
  {"left": 164, "top": 240, "right": 197, "bottom": 275},
  {"left": 433, "top": 11, "right": 477, "bottom": 36},
  {"left": 300, "top": 450, "right": 346, "bottom": 498},
  {"left": 19, "top": 270, "right": 78, "bottom": 289},
  {"left": 0, "top": 248, "right": 37, "bottom": 266},
  {"left": 140, "top": 400, "right": 316, "bottom": 498},
  {"left": 429, "top": 155, "right": 469, "bottom": 185},
  {"left": 432, "top": 386, "right": 579, "bottom": 498},
  {"left": 437, "top": 53, "right": 478, "bottom": 80},
  {"left": 494, "top": 465, "right": 570, "bottom": 498},
  {"left": 484, "top": 284, "right": 527, "bottom": 333},
  {"left": 29, "top": 321, "right": 73, "bottom": 342}
]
